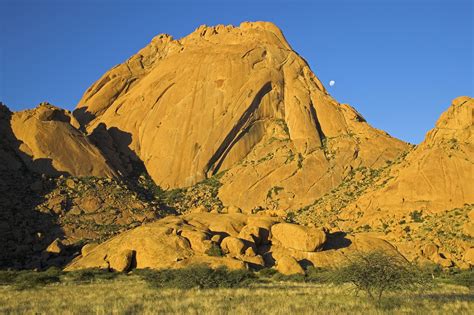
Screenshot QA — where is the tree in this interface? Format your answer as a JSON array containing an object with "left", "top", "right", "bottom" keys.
[{"left": 335, "top": 251, "right": 425, "bottom": 304}]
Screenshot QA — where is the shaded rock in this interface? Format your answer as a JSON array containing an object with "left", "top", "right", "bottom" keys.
[{"left": 238, "top": 225, "right": 268, "bottom": 246}]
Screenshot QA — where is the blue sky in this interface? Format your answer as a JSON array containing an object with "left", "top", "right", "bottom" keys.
[{"left": 1, "top": 0, "right": 472, "bottom": 144}]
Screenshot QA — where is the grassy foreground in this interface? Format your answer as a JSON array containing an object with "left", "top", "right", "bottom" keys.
[{"left": 0, "top": 273, "right": 473, "bottom": 314}]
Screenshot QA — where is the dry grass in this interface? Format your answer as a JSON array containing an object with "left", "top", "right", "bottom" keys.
[{"left": 0, "top": 276, "right": 473, "bottom": 314}]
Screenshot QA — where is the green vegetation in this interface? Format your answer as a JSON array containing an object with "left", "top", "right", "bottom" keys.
[
  {"left": 0, "top": 263, "right": 472, "bottom": 314},
  {"left": 333, "top": 251, "right": 427, "bottom": 305},
  {"left": 266, "top": 186, "right": 284, "bottom": 199},
  {"left": 410, "top": 210, "right": 424, "bottom": 223},
  {"left": 205, "top": 243, "right": 224, "bottom": 257},
  {"left": 135, "top": 265, "right": 256, "bottom": 289}
]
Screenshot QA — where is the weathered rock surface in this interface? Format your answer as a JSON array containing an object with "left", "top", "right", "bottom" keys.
[{"left": 75, "top": 21, "right": 408, "bottom": 212}]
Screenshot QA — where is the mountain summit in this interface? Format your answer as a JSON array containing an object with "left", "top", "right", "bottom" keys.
[{"left": 74, "top": 21, "right": 408, "bottom": 212}]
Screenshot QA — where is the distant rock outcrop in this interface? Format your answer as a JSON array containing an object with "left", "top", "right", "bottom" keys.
[{"left": 344, "top": 97, "right": 473, "bottom": 221}]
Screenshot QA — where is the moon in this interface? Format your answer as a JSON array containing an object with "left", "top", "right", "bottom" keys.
[{"left": 329, "top": 80, "right": 335, "bottom": 87}]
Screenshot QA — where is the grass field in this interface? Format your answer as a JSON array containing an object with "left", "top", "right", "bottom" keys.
[{"left": 0, "top": 273, "right": 473, "bottom": 314}]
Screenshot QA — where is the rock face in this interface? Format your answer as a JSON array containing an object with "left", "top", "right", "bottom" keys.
[
  {"left": 293, "top": 97, "right": 474, "bottom": 268},
  {"left": 344, "top": 97, "right": 474, "bottom": 220},
  {"left": 75, "top": 21, "right": 408, "bottom": 212},
  {"left": 10, "top": 103, "right": 116, "bottom": 177},
  {"left": 65, "top": 212, "right": 405, "bottom": 274}
]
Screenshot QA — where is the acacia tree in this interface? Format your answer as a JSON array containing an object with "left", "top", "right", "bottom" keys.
[{"left": 335, "top": 250, "right": 426, "bottom": 304}]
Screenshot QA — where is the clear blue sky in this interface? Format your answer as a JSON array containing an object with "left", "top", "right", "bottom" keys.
[{"left": 1, "top": 0, "right": 472, "bottom": 144}]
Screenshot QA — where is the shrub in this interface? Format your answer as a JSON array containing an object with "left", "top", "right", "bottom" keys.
[
  {"left": 334, "top": 251, "right": 427, "bottom": 304},
  {"left": 138, "top": 265, "right": 256, "bottom": 289},
  {"left": 410, "top": 210, "right": 424, "bottom": 223},
  {"left": 205, "top": 243, "right": 223, "bottom": 257}
]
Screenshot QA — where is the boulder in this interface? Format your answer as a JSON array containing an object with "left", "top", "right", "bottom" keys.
[
  {"left": 271, "top": 223, "right": 326, "bottom": 252},
  {"left": 108, "top": 249, "right": 134, "bottom": 272},
  {"left": 79, "top": 197, "right": 102, "bottom": 214},
  {"left": 422, "top": 243, "right": 438, "bottom": 258},
  {"left": 275, "top": 255, "right": 304, "bottom": 275},
  {"left": 180, "top": 229, "right": 213, "bottom": 253},
  {"left": 432, "top": 253, "right": 453, "bottom": 268},
  {"left": 184, "top": 213, "right": 248, "bottom": 237},
  {"left": 468, "top": 209, "right": 474, "bottom": 221},
  {"left": 221, "top": 237, "right": 246, "bottom": 257},
  {"left": 64, "top": 213, "right": 406, "bottom": 272},
  {"left": 211, "top": 234, "right": 224, "bottom": 244},
  {"left": 46, "top": 239, "right": 64, "bottom": 255},
  {"left": 190, "top": 205, "right": 209, "bottom": 213},
  {"left": 239, "top": 254, "right": 265, "bottom": 268}
]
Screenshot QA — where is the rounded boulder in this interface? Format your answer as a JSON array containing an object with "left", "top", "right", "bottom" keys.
[{"left": 271, "top": 223, "right": 326, "bottom": 252}]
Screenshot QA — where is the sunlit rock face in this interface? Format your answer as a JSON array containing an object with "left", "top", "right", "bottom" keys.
[{"left": 75, "top": 21, "right": 408, "bottom": 212}]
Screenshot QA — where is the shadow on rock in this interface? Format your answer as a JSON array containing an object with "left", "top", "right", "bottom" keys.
[
  {"left": 322, "top": 231, "right": 352, "bottom": 250},
  {"left": 0, "top": 103, "right": 67, "bottom": 269}
]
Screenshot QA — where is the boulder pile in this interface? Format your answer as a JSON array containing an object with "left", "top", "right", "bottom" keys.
[{"left": 65, "top": 212, "right": 405, "bottom": 274}]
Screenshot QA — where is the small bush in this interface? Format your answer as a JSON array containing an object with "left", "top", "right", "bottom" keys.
[
  {"left": 205, "top": 243, "right": 223, "bottom": 257},
  {"left": 410, "top": 210, "right": 424, "bottom": 223},
  {"left": 138, "top": 265, "right": 257, "bottom": 289},
  {"left": 334, "top": 251, "right": 428, "bottom": 304}
]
